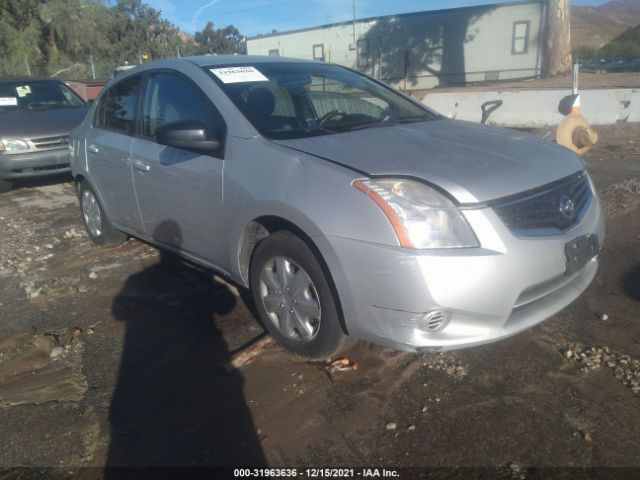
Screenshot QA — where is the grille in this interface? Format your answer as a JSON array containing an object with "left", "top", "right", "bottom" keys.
[
  {"left": 492, "top": 172, "right": 592, "bottom": 235},
  {"left": 31, "top": 135, "right": 69, "bottom": 149}
]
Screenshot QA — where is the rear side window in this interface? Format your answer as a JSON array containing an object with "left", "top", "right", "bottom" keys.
[
  {"left": 95, "top": 76, "right": 141, "bottom": 134},
  {"left": 141, "top": 72, "right": 224, "bottom": 140}
]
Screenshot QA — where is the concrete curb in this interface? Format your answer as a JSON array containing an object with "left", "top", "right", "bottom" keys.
[{"left": 421, "top": 88, "right": 640, "bottom": 127}]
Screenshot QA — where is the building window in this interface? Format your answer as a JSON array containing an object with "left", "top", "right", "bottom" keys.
[
  {"left": 357, "top": 39, "right": 369, "bottom": 68},
  {"left": 512, "top": 21, "right": 530, "bottom": 54},
  {"left": 313, "top": 44, "right": 324, "bottom": 61},
  {"left": 268, "top": 49, "right": 279, "bottom": 56}
]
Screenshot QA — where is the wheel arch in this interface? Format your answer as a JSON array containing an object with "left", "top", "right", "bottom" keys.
[
  {"left": 73, "top": 173, "right": 86, "bottom": 197},
  {"left": 73, "top": 173, "right": 114, "bottom": 221},
  {"left": 237, "top": 215, "right": 350, "bottom": 335}
]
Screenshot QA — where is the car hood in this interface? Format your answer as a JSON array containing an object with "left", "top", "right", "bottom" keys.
[
  {"left": 0, "top": 107, "right": 89, "bottom": 140},
  {"left": 273, "top": 119, "right": 585, "bottom": 204}
]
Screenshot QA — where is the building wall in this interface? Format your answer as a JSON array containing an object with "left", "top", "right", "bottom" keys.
[{"left": 246, "top": 1, "right": 545, "bottom": 90}]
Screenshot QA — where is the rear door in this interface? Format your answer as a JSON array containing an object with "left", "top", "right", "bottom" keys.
[
  {"left": 130, "top": 70, "right": 227, "bottom": 265},
  {"left": 86, "top": 75, "right": 143, "bottom": 232}
]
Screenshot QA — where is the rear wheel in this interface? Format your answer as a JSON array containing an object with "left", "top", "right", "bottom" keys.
[
  {"left": 79, "top": 181, "right": 127, "bottom": 246},
  {"left": 249, "top": 230, "right": 352, "bottom": 359},
  {"left": 0, "top": 178, "right": 13, "bottom": 193}
]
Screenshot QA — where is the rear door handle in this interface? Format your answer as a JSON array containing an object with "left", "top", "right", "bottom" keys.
[
  {"left": 87, "top": 145, "right": 99, "bottom": 154},
  {"left": 131, "top": 159, "right": 150, "bottom": 172}
]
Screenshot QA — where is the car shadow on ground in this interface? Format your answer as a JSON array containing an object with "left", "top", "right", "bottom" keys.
[{"left": 105, "top": 220, "right": 266, "bottom": 475}]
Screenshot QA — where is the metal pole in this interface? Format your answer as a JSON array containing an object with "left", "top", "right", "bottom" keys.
[
  {"left": 572, "top": 60, "right": 579, "bottom": 95},
  {"left": 89, "top": 55, "right": 96, "bottom": 80},
  {"left": 138, "top": 49, "right": 143, "bottom": 64},
  {"left": 25, "top": 55, "right": 31, "bottom": 76},
  {"left": 403, "top": 50, "right": 409, "bottom": 91},
  {"left": 352, "top": 0, "right": 356, "bottom": 46},
  {"left": 177, "top": 45, "right": 181, "bottom": 58}
]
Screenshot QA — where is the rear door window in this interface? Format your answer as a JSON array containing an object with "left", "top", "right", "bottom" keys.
[{"left": 95, "top": 76, "right": 141, "bottom": 134}]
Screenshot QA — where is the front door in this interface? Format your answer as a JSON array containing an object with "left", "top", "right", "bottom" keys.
[
  {"left": 130, "top": 71, "right": 227, "bottom": 266},
  {"left": 87, "top": 75, "right": 142, "bottom": 233}
]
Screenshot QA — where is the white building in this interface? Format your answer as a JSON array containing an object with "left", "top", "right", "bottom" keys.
[{"left": 247, "top": 0, "right": 547, "bottom": 90}]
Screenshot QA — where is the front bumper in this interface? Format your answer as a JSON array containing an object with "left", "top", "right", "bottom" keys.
[
  {"left": 315, "top": 191, "right": 605, "bottom": 352},
  {"left": 0, "top": 148, "right": 71, "bottom": 180}
]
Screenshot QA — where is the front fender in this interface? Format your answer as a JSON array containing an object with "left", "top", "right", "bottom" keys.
[{"left": 222, "top": 136, "right": 398, "bottom": 283}]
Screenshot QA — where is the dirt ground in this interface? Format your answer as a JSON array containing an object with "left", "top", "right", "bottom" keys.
[{"left": 0, "top": 123, "right": 639, "bottom": 479}]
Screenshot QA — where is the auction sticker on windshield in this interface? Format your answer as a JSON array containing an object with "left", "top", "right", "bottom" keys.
[
  {"left": 0, "top": 97, "right": 18, "bottom": 106},
  {"left": 16, "top": 86, "right": 31, "bottom": 97},
  {"left": 210, "top": 66, "right": 268, "bottom": 83}
]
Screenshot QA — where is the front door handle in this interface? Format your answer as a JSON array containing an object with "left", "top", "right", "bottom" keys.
[
  {"left": 131, "top": 159, "right": 150, "bottom": 172},
  {"left": 87, "top": 144, "right": 99, "bottom": 154}
]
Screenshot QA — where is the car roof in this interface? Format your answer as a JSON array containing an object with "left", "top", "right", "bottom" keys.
[
  {"left": 183, "top": 54, "right": 318, "bottom": 68},
  {"left": 0, "top": 76, "right": 62, "bottom": 83},
  {"left": 102, "top": 55, "right": 332, "bottom": 92}
]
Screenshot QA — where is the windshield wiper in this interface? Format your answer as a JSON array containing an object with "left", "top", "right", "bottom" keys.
[
  {"left": 341, "top": 115, "right": 431, "bottom": 132},
  {"left": 303, "top": 125, "right": 337, "bottom": 135},
  {"left": 341, "top": 120, "right": 386, "bottom": 132},
  {"left": 382, "top": 114, "right": 430, "bottom": 123}
]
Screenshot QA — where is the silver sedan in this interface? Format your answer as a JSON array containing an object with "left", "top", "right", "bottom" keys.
[{"left": 69, "top": 55, "right": 605, "bottom": 358}]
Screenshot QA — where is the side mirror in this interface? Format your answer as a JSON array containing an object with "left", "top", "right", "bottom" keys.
[{"left": 156, "top": 119, "right": 221, "bottom": 154}]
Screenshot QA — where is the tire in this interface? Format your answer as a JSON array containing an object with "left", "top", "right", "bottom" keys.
[
  {"left": 249, "top": 230, "right": 352, "bottom": 359},
  {"left": 78, "top": 180, "right": 127, "bottom": 246},
  {"left": 0, "top": 178, "right": 12, "bottom": 193}
]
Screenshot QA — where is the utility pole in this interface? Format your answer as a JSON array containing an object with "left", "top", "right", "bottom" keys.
[
  {"left": 89, "top": 55, "right": 96, "bottom": 80},
  {"left": 543, "top": 0, "right": 572, "bottom": 77},
  {"left": 352, "top": 0, "right": 356, "bottom": 48},
  {"left": 25, "top": 55, "right": 31, "bottom": 76}
]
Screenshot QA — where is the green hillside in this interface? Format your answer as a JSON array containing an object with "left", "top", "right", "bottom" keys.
[
  {"left": 575, "top": 23, "right": 640, "bottom": 60},
  {"left": 602, "top": 23, "right": 640, "bottom": 57}
]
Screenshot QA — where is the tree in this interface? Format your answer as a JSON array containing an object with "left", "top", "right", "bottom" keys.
[
  {"left": 544, "top": 0, "right": 572, "bottom": 77},
  {"left": 194, "top": 21, "right": 246, "bottom": 55},
  {"left": 0, "top": 0, "right": 246, "bottom": 79}
]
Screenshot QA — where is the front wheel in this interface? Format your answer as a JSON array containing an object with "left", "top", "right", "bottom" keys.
[
  {"left": 79, "top": 181, "right": 127, "bottom": 246},
  {"left": 249, "top": 231, "right": 352, "bottom": 359}
]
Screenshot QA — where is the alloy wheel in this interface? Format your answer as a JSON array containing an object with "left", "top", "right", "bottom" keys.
[{"left": 81, "top": 189, "right": 102, "bottom": 238}]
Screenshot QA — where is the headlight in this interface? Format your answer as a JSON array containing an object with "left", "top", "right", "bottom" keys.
[
  {"left": 0, "top": 138, "right": 29, "bottom": 152},
  {"left": 353, "top": 178, "right": 479, "bottom": 249}
]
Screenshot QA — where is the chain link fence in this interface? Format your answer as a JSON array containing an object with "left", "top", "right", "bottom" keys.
[{"left": 0, "top": 53, "right": 181, "bottom": 81}]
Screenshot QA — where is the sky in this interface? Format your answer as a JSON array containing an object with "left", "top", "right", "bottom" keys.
[{"left": 144, "top": 0, "right": 609, "bottom": 38}]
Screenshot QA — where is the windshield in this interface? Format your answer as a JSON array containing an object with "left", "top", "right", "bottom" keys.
[
  {"left": 0, "top": 80, "right": 85, "bottom": 113},
  {"left": 206, "top": 62, "right": 439, "bottom": 139}
]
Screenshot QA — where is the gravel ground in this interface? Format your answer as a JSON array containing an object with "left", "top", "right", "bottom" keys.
[{"left": 0, "top": 123, "right": 639, "bottom": 478}]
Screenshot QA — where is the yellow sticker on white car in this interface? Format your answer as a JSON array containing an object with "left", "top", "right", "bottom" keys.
[
  {"left": 0, "top": 97, "right": 18, "bottom": 106},
  {"left": 210, "top": 66, "right": 268, "bottom": 84}
]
